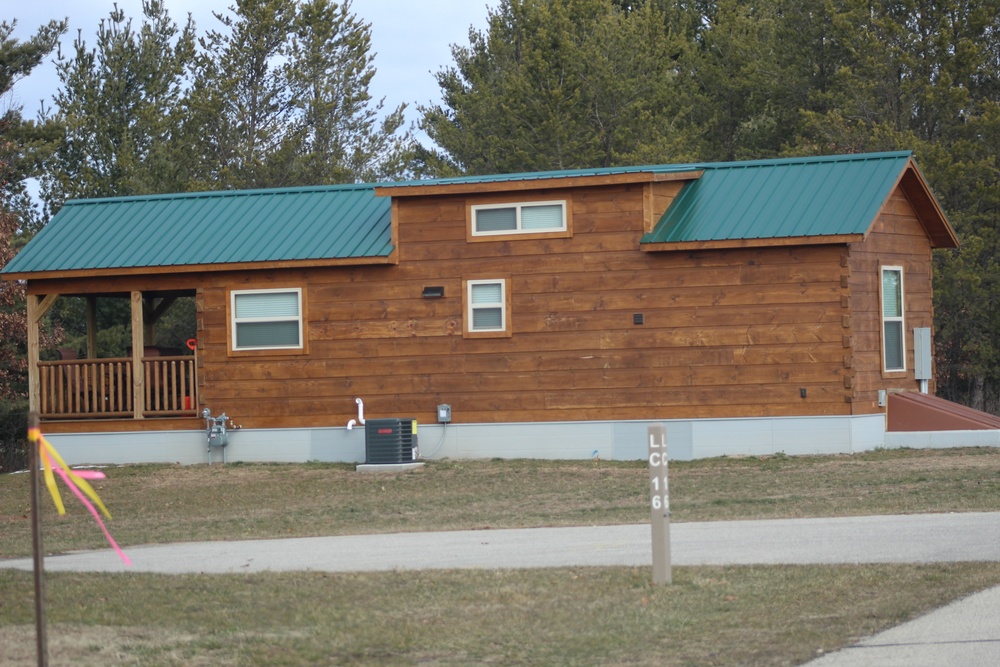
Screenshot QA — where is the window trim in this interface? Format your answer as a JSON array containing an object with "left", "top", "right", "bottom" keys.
[
  {"left": 229, "top": 287, "right": 306, "bottom": 354},
  {"left": 880, "top": 266, "right": 905, "bottom": 373},
  {"left": 467, "top": 198, "right": 572, "bottom": 242},
  {"left": 463, "top": 277, "right": 512, "bottom": 339}
]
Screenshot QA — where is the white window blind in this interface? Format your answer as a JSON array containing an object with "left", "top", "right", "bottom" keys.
[
  {"left": 520, "top": 204, "right": 563, "bottom": 230},
  {"left": 882, "top": 270, "right": 901, "bottom": 318},
  {"left": 468, "top": 280, "right": 505, "bottom": 332},
  {"left": 235, "top": 291, "right": 299, "bottom": 319}
]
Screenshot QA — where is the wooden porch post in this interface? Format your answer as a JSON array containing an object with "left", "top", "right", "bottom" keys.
[
  {"left": 144, "top": 297, "right": 177, "bottom": 345},
  {"left": 86, "top": 296, "right": 98, "bottom": 359},
  {"left": 26, "top": 294, "right": 58, "bottom": 414},
  {"left": 26, "top": 296, "right": 41, "bottom": 413},
  {"left": 131, "top": 291, "right": 145, "bottom": 419}
]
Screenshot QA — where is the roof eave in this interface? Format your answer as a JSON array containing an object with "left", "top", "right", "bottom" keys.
[
  {"left": 893, "top": 159, "right": 960, "bottom": 249},
  {"left": 375, "top": 170, "right": 704, "bottom": 198},
  {"left": 1, "top": 252, "right": 397, "bottom": 282},
  {"left": 640, "top": 234, "right": 865, "bottom": 253}
]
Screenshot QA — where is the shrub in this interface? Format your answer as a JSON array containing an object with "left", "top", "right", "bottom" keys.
[{"left": 0, "top": 399, "right": 29, "bottom": 473}]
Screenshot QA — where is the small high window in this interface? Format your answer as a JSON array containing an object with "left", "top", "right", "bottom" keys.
[
  {"left": 471, "top": 201, "right": 566, "bottom": 236},
  {"left": 231, "top": 288, "right": 303, "bottom": 351},
  {"left": 465, "top": 278, "right": 510, "bottom": 338},
  {"left": 881, "top": 267, "right": 905, "bottom": 372}
]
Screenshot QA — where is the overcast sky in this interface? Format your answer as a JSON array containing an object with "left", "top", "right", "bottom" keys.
[{"left": 7, "top": 0, "right": 495, "bottom": 134}]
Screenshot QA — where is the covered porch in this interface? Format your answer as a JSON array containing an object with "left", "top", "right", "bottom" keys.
[{"left": 28, "top": 289, "right": 198, "bottom": 421}]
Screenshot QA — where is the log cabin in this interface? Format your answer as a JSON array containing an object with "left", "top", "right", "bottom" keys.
[{"left": 0, "top": 151, "right": 962, "bottom": 463}]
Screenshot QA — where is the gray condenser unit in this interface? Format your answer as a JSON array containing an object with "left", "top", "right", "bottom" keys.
[{"left": 365, "top": 418, "right": 418, "bottom": 464}]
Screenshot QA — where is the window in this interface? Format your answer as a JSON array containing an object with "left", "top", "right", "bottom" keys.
[
  {"left": 231, "top": 288, "right": 303, "bottom": 351},
  {"left": 471, "top": 201, "right": 566, "bottom": 236},
  {"left": 881, "top": 267, "right": 905, "bottom": 371},
  {"left": 465, "top": 278, "right": 510, "bottom": 337}
]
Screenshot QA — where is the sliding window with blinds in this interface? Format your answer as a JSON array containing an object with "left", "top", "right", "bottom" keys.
[
  {"left": 881, "top": 267, "right": 905, "bottom": 371},
  {"left": 471, "top": 201, "right": 566, "bottom": 237}
]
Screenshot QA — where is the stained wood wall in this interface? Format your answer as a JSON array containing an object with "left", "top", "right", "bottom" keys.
[
  {"left": 33, "top": 179, "right": 938, "bottom": 433},
  {"left": 193, "top": 181, "right": 858, "bottom": 428},
  {"left": 845, "top": 188, "right": 935, "bottom": 413}
]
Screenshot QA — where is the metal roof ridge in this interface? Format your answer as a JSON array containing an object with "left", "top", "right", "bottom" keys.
[
  {"left": 62, "top": 182, "right": 380, "bottom": 207},
  {"left": 376, "top": 151, "right": 914, "bottom": 189},
  {"left": 379, "top": 163, "right": 704, "bottom": 188},
  {"left": 697, "top": 150, "right": 914, "bottom": 171}
]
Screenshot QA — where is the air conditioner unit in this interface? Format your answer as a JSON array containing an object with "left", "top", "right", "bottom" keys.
[{"left": 364, "top": 418, "right": 418, "bottom": 464}]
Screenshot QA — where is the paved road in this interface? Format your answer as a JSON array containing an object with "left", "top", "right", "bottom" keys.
[
  {"left": 4, "top": 512, "right": 1000, "bottom": 666},
  {"left": 3, "top": 511, "right": 999, "bottom": 574}
]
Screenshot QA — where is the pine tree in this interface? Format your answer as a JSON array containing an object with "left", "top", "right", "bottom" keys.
[
  {"left": 183, "top": 0, "right": 297, "bottom": 189},
  {"left": 420, "top": 0, "right": 698, "bottom": 175},
  {"left": 0, "top": 18, "right": 67, "bottom": 398},
  {"left": 184, "top": 0, "right": 412, "bottom": 188},
  {"left": 41, "top": 0, "right": 195, "bottom": 206},
  {"left": 1, "top": 18, "right": 66, "bottom": 233},
  {"left": 284, "top": 0, "right": 413, "bottom": 183}
]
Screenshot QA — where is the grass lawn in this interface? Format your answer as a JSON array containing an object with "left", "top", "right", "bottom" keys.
[{"left": 2, "top": 447, "right": 1000, "bottom": 665}]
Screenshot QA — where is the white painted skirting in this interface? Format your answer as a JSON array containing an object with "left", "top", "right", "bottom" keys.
[
  {"left": 884, "top": 429, "right": 1000, "bottom": 449},
  {"left": 43, "top": 413, "right": 892, "bottom": 466}
]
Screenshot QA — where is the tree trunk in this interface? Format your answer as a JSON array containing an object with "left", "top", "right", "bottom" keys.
[{"left": 971, "top": 374, "right": 986, "bottom": 412}]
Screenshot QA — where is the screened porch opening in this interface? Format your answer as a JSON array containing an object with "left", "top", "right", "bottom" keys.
[{"left": 33, "top": 289, "right": 198, "bottom": 420}]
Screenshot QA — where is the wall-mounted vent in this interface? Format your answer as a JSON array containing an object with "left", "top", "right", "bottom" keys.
[{"left": 365, "top": 418, "right": 418, "bottom": 464}]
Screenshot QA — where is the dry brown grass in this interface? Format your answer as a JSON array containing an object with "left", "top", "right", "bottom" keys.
[
  {"left": 3, "top": 564, "right": 1000, "bottom": 666},
  {"left": 3, "top": 447, "right": 1000, "bottom": 558},
  {"left": 3, "top": 447, "right": 1000, "bottom": 665}
]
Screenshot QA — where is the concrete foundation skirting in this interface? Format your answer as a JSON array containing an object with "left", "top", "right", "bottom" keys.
[
  {"left": 356, "top": 463, "right": 426, "bottom": 473},
  {"left": 42, "top": 413, "right": 892, "bottom": 466},
  {"left": 884, "top": 429, "right": 1000, "bottom": 449}
]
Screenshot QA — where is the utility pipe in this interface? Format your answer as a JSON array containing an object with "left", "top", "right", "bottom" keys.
[{"left": 346, "top": 397, "right": 365, "bottom": 430}]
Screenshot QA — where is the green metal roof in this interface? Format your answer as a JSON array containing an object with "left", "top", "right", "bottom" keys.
[
  {"left": 2, "top": 184, "right": 393, "bottom": 275},
  {"left": 641, "top": 151, "right": 915, "bottom": 244},
  {"left": 380, "top": 162, "right": 704, "bottom": 188},
  {"left": 3, "top": 150, "right": 950, "bottom": 278}
]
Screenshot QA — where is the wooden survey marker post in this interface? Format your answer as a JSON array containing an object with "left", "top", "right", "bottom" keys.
[
  {"left": 28, "top": 412, "right": 49, "bottom": 666},
  {"left": 648, "top": 424, "right": 672, "bottom": 584}
]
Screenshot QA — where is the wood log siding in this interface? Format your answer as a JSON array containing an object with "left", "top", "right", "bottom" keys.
[
  {"left": 187, "top": 181, "right": 862, "bottom": 428},
  {"left": 846, "top": 190, "right": 936, "bottom": 412},
  {"left": 30, "top": 178, "right": 938, "bottom": 433}
]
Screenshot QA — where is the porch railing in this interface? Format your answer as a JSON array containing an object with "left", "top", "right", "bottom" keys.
[{"left": 38, "top": 356, "right": 198, "bottom": 420}]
